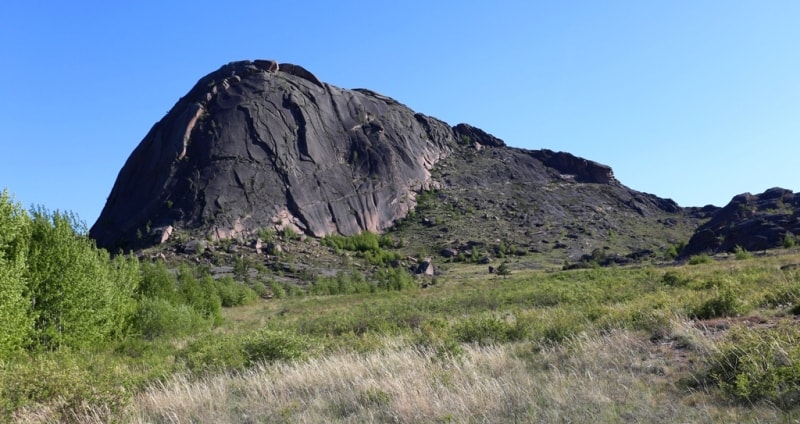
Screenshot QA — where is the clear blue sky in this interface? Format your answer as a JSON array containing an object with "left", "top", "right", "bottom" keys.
[{"left": 1, "top": 1, "right": 798, "bottom": 226}]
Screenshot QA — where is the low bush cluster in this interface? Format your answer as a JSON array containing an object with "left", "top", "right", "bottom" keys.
[
  {"left": 707, "top": 323, "right": 800, "bottom": 408},
  {"left": 182, "top": 329, "right": 311, "bottom": 372},
  {"left": 322, "top": 232, "right": 400, "bottom": 265}
]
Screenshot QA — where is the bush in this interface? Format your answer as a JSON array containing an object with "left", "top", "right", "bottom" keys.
[
  {"left": 452, "top": 315, "right": 528, "bottom": 345},
  {"left": 214, "top": 276, "right": 258, "bottom": 307},
  {"left": 733, "top": 245, "right": 751, "bottom": 260},
  {"left": 783, "top": 233, "right": 796, "bottom": 249},
  {"left": 310, "top": 270, "right": 374, "bottom": 296},
  {"left": 688, "top": 254, "right": 713, "bottom": 265},
  {"left": 375, "top": 267, "right": 418, "bottom": 291},
  {"left": 321, "top": 232, "right": 400, "bottom": 265},
  {"left": 242, "top": 329, "right": 310, "bottom": 365},
  {"left": 692, "top": 283, "right": 745, "bottom": 319},
  {"left": 133, "top": 297, "right": 209, "bottom": 339},
  {"left": 182, "top": 329, "right": 310, "bottom": 372},
  {"left": 176, "top": 268, "right": 222, "bottom": 325},
  {"left": 706, "top": 324, "right": 800, "bottom": 408},
  {"left": 0, "top": 190, "right": 31, "bottom": 358},
  {"left": 182, "top": 333, "right": 246, "bottom": 372},
  {"left": 665, "top": 241, "right": 687, "bottom": 260},
  {"left": 25, "top": 207, "right": 140, "bottom": 350},
  {"left": 661, "top": 271, "right": 688, "bottom": 287},
  {"left": 138, "top": 260, "right": 178, "bottom": 301},
  {"left": 0, "top": 351, "right": 132, "bottom": 420}
]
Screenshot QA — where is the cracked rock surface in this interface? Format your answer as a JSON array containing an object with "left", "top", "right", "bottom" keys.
[
  {"left": 91, "top": 60, "right": 464, "bottom": 250},
  {"left": 90, "top": 60, "right": 692, "bottom": 253}
]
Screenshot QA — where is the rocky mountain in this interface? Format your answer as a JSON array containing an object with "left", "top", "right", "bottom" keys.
[
  {"left": 681, "top": 188, "right": 800, "bottom": 257},
  {"left": 90, "top": 60, "right": 701, "bottom": 263}
]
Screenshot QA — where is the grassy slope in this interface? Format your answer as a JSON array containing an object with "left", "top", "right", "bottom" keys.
[{"left": 7, "top": 251, "right": 800, "bottom": 423}]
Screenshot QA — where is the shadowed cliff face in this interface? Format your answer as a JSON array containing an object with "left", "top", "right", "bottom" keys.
[{"left": 90, "top": 60, "right": 690, "bottom": 253}]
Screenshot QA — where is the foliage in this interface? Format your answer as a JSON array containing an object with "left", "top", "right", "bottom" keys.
[
  {"left": 707, "top": 323, "right": 800, "bottom": 408},
  {"left": 138, "top": 260, "right": 178, "bottom": 302},
  {"left": 496, "top": 261, "right": 511, "bottom": 278},
  {"left": 688, "top": 253, "right": 713, "bottom": 265},
  {"left": 0, "top": 350, "right": 134, "bottom": 420},
  {"left": 321, "top": 232, "right": 400, "bottom": 265},
  {"left": 281, "top": 226, "right": 300, "bottom": 241},
  {"left": 666, "top": 241, "right": 687, "bottom": 260},
  {"left": 733, "top": 245, "right": 751, "bottom": 260},
  {"left": 310, "top": 270, "right": 374, "bottom": 295},
  {"left": 692, "top": 281, "right": 746, "bottom": 319},
  {"left": 375, "top": 267, "right": 418, "bottom": 291},
  {"left": 177, "top": 269, "right": 223, "bottom": 326},
  {"left": 784, "top": 233, "right": 796, "bottom": 249},
  {"left": 182, "top": 329, "right": 311, "bottom": 372},
  {"left": 0, "top": 190, "right": 31, "bottom": 358},
  {"left": 452, "top": 314, "right": 527, "bottom": 345},
  {"left": 257, "top": 227, "right": 275, "bottom": 242},
  {"left": 25, "top": 207, "right": 140, "bottom": 350},
  {"left": 133, "top": 297, "right": 209, "bottom": 339},
  {"left": 214, "top": 276, "right": 258, "bottom": 307},
  {"left": 242, "top": 329, "right": 310, "bottom": 365}
]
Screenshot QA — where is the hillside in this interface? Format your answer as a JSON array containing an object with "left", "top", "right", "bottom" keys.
[{"left": 89, "top": 60, "right": 704, "bottom": 269}]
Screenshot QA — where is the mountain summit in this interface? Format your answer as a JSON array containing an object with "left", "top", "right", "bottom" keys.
[{"left": 91, "top": 60, "right": 695, "bottom": 257}]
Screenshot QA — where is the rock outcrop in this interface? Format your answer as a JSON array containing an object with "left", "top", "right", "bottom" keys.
[
  {"left": 90, "top": 59, "right": 695, "bottom": 254},
  {"left": 90, "top": 60, "right": 466, "bottom": 250},
  {"left": 681, "top": 188, "right": 800, "bottom": 256}
]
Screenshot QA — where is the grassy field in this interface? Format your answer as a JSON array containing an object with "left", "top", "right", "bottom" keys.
[{"left": 5, "top": 251, "right": 800, "bottom": 423}]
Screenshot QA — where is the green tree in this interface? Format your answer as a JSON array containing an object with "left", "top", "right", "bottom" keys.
[
  {"left": 0, "top": 190, "right": 32, "bottom": 358},
  {"left": 138, "top": 260, "right": 178, "bottom": 302},
  {"left": 25, "top": 207, "right": 139, "bottom": 350}
]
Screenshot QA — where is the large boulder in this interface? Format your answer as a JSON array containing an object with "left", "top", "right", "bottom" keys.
[
  {"left": 682, "top": 188, "right": 800, "bottom": 256},
  {"left": 90, "top": 60, "right": 461, "bottom": 250},
  {"left": 90, "top": 59, "right": 697, "bottom": 256}
]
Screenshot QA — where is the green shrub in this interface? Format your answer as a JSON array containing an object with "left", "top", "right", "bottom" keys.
[
  {"left": 182, "top": 329, "right": 310, "bottom": 372},
  {"left": 242, "top": 329, "right": 310, "bottom": 365},
  {"left": 310, "top": 270, "right": 374, "bottom": 296},
  {"left": 182, "top": 333, "right": 246, "bottom": 372},
  {"left": 783, "top": 233, "right": 796, "bottom": 249},
  {"left": 214, "top": 276, "right": 258, "bottom": 307},
  {"left": 176, "top": 268, "right": 222, "bottom": 325},
  {"left": 25, "top": 207, "right": 140, "bottom": 350},
  {"left": 665, "top": 241, "right": 687, "bottom": 260},
  {"left": 133, "top": 297, "right": 209, "bottom": 339},
  {"left": 0, "top": 351, "right": 133, "bottom": 420},
  {"left": 693, "top": 283, "right": 745, "bottom": 319},
  {"left": 267, "top": 280, "right": 286, "bottom": 299},
  {"left": 321, "top": 232, "right": 400, "bottom": 265},
  {"left": 706, "top": 324, "right": 800, "bottom": 408},
  {"left": 688, "top": 254, "right": 713, "bottom": 265},
  {"left": 375, "top": 267, "right": 418, "bottom": 291},
  {"left": 452, "top": 315, "right": 528, "bottom": 345},
  {"left": 733, "top": 245, "right": 751, "bottom": 260},
  {"left": 661, "top": 271, "right": 687, "bottom": 287},
  {"left": 257, "top": 227, "right": 275, "bottom": 242},
  {"left": 0, "top": 190, "right": 31, "bottom": 358}
]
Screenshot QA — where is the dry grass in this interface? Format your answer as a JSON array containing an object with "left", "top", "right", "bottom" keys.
[{"left": 50, "top": 324, "right": 791, "bottom": 423}]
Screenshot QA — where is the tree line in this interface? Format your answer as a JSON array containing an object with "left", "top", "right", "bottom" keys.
[{"left": 0, "top": 189, "right": 252, "bottom": 359}]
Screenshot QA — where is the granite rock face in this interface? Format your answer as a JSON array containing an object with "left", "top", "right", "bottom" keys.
[
  {"left": 91, "top": 60, "right": 463, "bottom": 250},
  {"left": 90, "top": 60, "right": 691, "bottom": 252}
]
